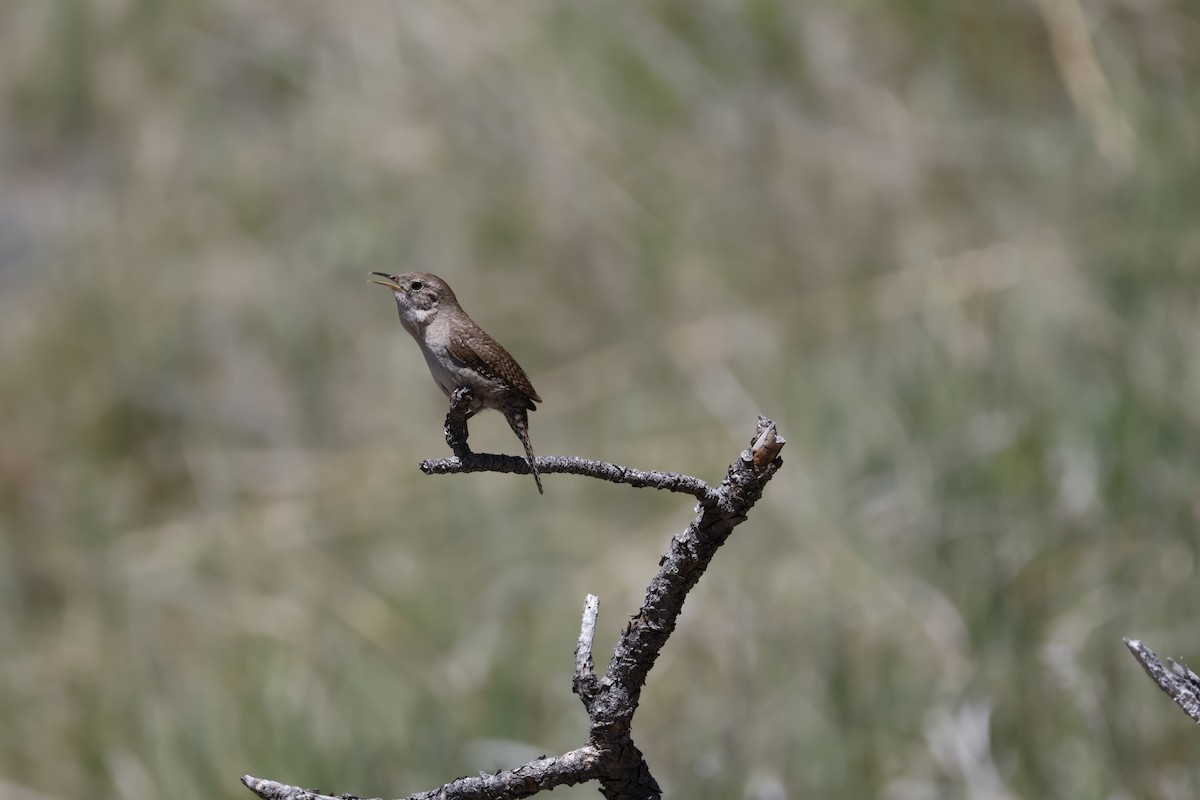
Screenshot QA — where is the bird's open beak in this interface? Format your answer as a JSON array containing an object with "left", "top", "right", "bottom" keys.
[{"left": 369, "top": 272, "right": 402, "bottom": 291}]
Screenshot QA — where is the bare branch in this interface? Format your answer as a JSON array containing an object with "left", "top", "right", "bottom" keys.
[
  {"left": 420, "top": 453, "right": 715, "bottom": 499},
  {"left": 574, "top": 594, "right": 601, "bottom": 708},
  {"left": 242, "top": 776, "right": 345, "bottom": 800},
  {"left": 243, "top": 747, "right": 601, "bottom": 800},
  {"left": 422, "top": 386, "right": 715, "bottom": 499},
  {"left": 591, "top": 417, "right": 784, "bottom": 732},
  {"left": 1125, "top": 638, "right": 1200, "bottom": 723},
  {"left": 244, "top": 416, "right": 784, "bottom": 800}
]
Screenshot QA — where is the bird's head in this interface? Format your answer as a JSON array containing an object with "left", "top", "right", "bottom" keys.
[{"left": 369, "top": 272, "right": 458, "bottom": 332}]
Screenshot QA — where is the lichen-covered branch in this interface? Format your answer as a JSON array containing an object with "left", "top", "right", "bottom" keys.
[
  {"left": 243, "top": 416, "right": 785, "bottom": 800},
  {"left": 1125, "top": 638, "right": 1200, "bottom": 723}
]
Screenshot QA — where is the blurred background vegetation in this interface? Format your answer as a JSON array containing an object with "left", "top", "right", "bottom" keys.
[{"left": 1, "top": 1, "right": 1198, "bottom": 798}]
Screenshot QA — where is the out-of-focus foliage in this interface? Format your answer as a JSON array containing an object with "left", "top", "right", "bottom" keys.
[{"left": 1, "top": 1, "right": 1198, "bottom": 798}]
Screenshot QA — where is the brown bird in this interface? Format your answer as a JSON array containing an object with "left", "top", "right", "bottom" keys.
[{"left": 370, "top": 272, "right": 544, "bottom": 493}]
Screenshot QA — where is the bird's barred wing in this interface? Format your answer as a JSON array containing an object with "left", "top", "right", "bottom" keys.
[{"left": 446, "top": 324, "right": 542, "bottom": 406}]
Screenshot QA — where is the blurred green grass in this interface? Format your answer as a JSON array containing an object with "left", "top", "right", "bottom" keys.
[{"left": 1, "top": 1, "right": 1199, "bottom": 798}]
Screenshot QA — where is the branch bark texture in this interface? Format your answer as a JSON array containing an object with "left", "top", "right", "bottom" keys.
[
  {"left": 243, "top": 416, "right": 785, "bottom": 800},
  {"left": 1125, "top": 638, "right": 1200, "bottom": 723}
]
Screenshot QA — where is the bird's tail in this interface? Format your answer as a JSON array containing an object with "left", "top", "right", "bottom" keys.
[{"left": 506, "top": 407, "right": 543, "bottom": 494}]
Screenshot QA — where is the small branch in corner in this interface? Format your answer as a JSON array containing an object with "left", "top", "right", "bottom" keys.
[{"left": 1125, "top": 638, "right": 1200, "bottom": 724}]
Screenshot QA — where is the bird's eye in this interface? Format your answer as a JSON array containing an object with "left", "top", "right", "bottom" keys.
[{"left": 410, "top": 280, "right": 424, "bottom": 291}]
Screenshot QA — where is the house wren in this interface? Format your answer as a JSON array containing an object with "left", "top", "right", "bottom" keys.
[{"left": 370, "top": 272, "right": 544, "bottom": 493}]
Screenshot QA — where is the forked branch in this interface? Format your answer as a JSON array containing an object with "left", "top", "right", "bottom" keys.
[{"left": 242, "top": 416, "right": 785, "bottom": 800}]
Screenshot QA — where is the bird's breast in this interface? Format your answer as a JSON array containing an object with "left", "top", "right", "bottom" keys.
[{"left": 419, "top": 343, "right": 459, "bottom": 398}]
